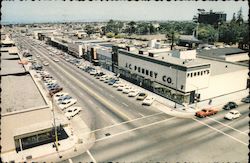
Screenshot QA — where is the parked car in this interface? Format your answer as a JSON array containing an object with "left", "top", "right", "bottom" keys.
[
  {"left": 128, "top": 90, "right": 140, "bottom": 97},
  {"left": 136, "top": 92, "right": 148, "bottom": 100},
  {"left": 195, "top": 108, "right": 218, "bottom": 118},
  {"left": 64, "top": 107, "right": 82, "bottom": 120},
  {"left": 122, "top": 86, "right": 133, "bottom": 94},
  {"left": 58, "top": 99, "right": 77, "bottom": 110},
  {"left": 142, "top": 96, "right": 156, "bottom": 106},
  {"left": 49, "top": 87, "right": 63, "bottom": 96},
  {"left": 113, "top": 81, "right": 123, "bottom": 88},
  {"left": 108, "top": 78, "right": 118, "bottom": 85},
  {"left": 89, "top": 70, "right": 97, "bottom": 75},
  {"left": 53, "top": 92, "right": 69, "bottom": 101},
  {"left": 241, "top": 96, "right": 250, "bottom": 103},
  {"left": 224, "top": 110, "right": 241, "bottom": 120},
  {"left": 57, "top": 95, "right": 72, "bottom": 104},
  {"left": 100, "top": 75, "right": 109, "bottom": 81},
  {"left": 117, "top": 84, "right": 126, "bottom": 91},
  {"left": 45, "top": 82, "right": 58, "bottom": 87},
  {"left": 223, "top": 102, "right": 238, "bottom": 110}
]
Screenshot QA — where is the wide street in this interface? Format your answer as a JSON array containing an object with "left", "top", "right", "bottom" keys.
[{"left": 17, "top": 36, "right": 248, "bottom": 162}]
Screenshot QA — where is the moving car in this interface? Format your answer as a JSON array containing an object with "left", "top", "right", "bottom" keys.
[
  {"left": 58, "top": 99, "right": 77, "bottom": 110},
  {"left": 241, "top": 96, "right": 250, "bottom": 103},
  {"left": 136, "top": 92, "right": 148, "bottom": 100},
  {"left": 64, "top": 107, "right": 83, "bottom": 120},
  {"left": 142, "top": 96, "right": 156, "bottom": 106},
  {"left": 43, "top": 61, "right": 49, "bottom": 66},
  {"left": 224, "top": 110, "right": 241, "bottom": 120},
  {"left": 53, "top": 58, "right": 59, "bottom": 62},
  {"left": 195, "top": 108, "right": 218, "bottom": 118},
  {"left": 223, "top": 102, "right": 238, "bottom": 110}
]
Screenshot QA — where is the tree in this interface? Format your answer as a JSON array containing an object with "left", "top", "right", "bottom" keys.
[
  {"left": 106, "top": 32, "right": 115, "bottom": 38},
  {"left": 231, "top": 13, "right": 236, "bottom": 24},
  {"left": 127, "top": 21, "right": 136, "bottom": 35},
  {"left": 84, "top": 25, "right": 95, "bottom": 36},
  {"left": 236, "top": 7, "right": 244, "bottom": 25},
  {"left": 198, "top": 24, "right": 217, "bottom": 43}
]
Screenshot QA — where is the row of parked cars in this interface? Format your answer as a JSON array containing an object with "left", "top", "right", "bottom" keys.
[
  {"left": 36, "top": 69, "right": 82, "bottom": 120},
  {"left": 195, "top": 101, "right": 241, "bottom": 120},
  {"left": 74, "top": 63, "right": 157, "bottom": 106}
]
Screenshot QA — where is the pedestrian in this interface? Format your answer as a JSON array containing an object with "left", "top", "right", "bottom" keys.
[{"left": 209, "top": 99, "right": 212, "bottom": 105}]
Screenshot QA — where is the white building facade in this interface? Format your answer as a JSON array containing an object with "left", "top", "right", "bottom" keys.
[{"left": 117, "top": 49, "right": 248, "bottom": 104}]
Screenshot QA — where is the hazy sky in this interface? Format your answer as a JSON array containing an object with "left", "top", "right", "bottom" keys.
[{"left": 1, "top": 1, "right": 248, "bottom": 24}]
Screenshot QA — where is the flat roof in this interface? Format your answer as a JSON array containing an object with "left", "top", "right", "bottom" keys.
[
  {"left": 197, "top": 57, "right": 248, "bottom": 76},
  {"left": 1, "top": 108, "right": 51, "bottom": 152},
  {"left": 197, "top": 47, "right": 246, "bottom": 57},
  {"left": 1, "top": 52, "right": 26, "bottom": 76},
  {"left": 1, "top": 74, "right": 46, "bottom": 113},
  {"left": 119, "top": 49, "right": 210, "bottom": 71}
]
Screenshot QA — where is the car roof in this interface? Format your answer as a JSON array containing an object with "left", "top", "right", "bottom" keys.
[{"left": 229, "top": 110, "right": 239, "bottom": 113}]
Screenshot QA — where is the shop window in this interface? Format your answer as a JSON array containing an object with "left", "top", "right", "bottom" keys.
[
  {"left": 197, "top": 72, "right": 200, "bottom": 76},
  {"left": 204, "top": 70, "right": 206, "bottom": 74},
  {"left": 134, "top": 66, "right": 137, "bottom": 71},
  {"left": 187, "top": 73, "right": 190, "bottom": 77},
  {"left": 207, "top": 70, "right": 210, "bottom": 74},
  {"left": 142, "top": 68, "right": 145, "bottom": 74},
  {"left": 146, "top": 70, "right": 149, "bottom": 75},
  {"left": 190, "top": 73, "right": 193, "bottom": 77},
  {"left": 194, "top": 72, "right": 196, "bottom": 76},
  {"left": 201, "top": 71, "right": 203, "bottom": 76},
  {"left": 138, "top": 67, "right": 141, "bottom": 73}
]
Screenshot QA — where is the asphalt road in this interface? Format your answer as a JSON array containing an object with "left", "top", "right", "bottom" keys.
[{"left": 17, "top": 36, "right": 249, "bottom": 162}]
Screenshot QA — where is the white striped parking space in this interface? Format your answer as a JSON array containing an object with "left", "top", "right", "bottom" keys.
[{"left": 87, "top": 150, "right": 97, "bottom": 163}]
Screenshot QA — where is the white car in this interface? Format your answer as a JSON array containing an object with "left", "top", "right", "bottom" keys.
[
  {"left": 122, "top": 86, "right": 133, "bottom": 94},
  {"left": 89, "top": 70, "right": 97, "bottom": 75},
  {"left": 128, "top": 90, "right": 140, "bottom": 97},
  {"left": 113, "top": 81, "right": 123, "bottom": 88},
  {"left": 53, "top": 92, "right": 69, "bottom": 101},
  {"left": 43, "top": 61, "right": 49, "bottom": 66},
  {"left": 117, "top": 84, "right": 126, "bottom": 91},
  {"left": 53, "top": 58, "right": 59, "bottom": 62},
  {"left": 58, "top": 99, "right": 77, "bottom": 110},
  {"left": 99, "top": 75, "right": 108, "bottom": 81},
  {"left": 142, "top": 96, "right": 156, "bottom": 106},
  {"left": 64, "top": 106, "right": 83, "bottom": 120},
  {"left": 224, "top": 110, "right": 241, "bottom": 120}
]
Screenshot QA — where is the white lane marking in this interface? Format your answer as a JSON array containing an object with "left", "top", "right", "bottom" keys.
[
  {"left": 86, "top": 150, "right": 97, "bottom": 163},
  {"left": 97, "top": 87, "right": 103, "bottom": 91},
  {"left": 139, "top": 113, "right": 145, "bottom": 117},
  {"left": 32, "top": 46, "right": 132, "bottom": 121},
  {"left": 95, "top": 117, "right": 176, "bottom": 142},
  {"left": 193, "top": 118, "right": 248, "bottom": 146},
  {"left": 82, "top": 112, "right": 165, "bottom": 136},
  {"left": 122, "top": 102, "right": 129, "bottom": 107},
  {"left": 68, "top": 158, "right": 73, "bottom": 163},
  {"left": 88, "top": 99, "right": 94, "bottom": 104},
  {"left": 206, "top": 117, "right": 248, "bottom": 136},
  {"left": 243, "top": 129, "right": 249, "bottom": 134}
]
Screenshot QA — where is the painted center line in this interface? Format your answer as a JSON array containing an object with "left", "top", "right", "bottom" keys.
[
  {"left": 206, "top": 117, "right": 248, "bottom": 136},
  {"left": 193, "top": 118, "right": 248, "bottom": 146},
  {"left": 86, "top": 150, "right": 97, "bottom": 163},
  {"left": 122, "top": 102, "right": 129, "bottom": 107}
]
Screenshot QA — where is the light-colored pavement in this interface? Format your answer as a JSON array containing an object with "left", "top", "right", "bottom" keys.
[{"left": 18, "top": 37, "right": 249, "bottom": 162}]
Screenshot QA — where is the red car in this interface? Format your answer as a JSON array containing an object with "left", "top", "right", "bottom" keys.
[
  {"left": 195, "top": 108, "right": 218, "bottom": 118},
  {"left": 49, "top": 87, "right": 63, "bottom": 97}
]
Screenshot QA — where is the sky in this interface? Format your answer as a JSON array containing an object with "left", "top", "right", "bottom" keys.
[{"left": 1, "top": 1, "right": 248, "bottom": 24}]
